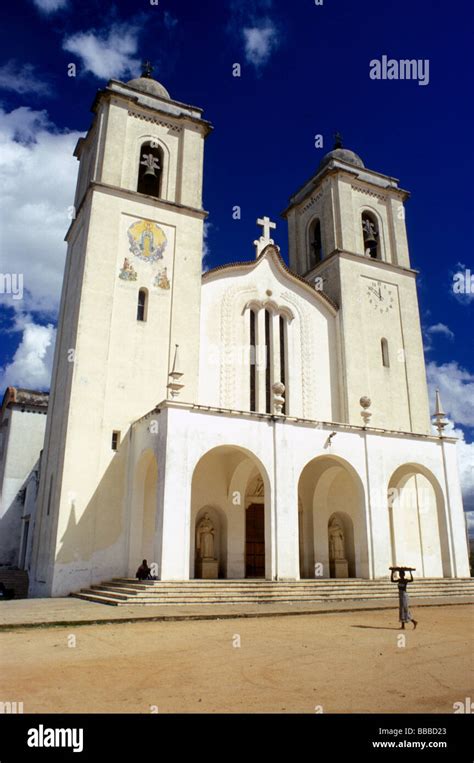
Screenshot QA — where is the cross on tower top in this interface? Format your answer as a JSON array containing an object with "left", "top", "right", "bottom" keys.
[{"left": 141, "top": 60, "right": 154, "bottom": 78}]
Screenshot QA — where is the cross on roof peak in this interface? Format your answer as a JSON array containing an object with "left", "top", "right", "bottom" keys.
[
  {"left": 254, "top": 216, "right": 277, "bottom": 258},
  {"left": 257, "top": 215, "right": 276, "bottom": 240}
]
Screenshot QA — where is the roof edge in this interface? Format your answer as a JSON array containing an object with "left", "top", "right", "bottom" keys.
[{"left": 202, "top": 245, "right": 338, "bottom": 313}]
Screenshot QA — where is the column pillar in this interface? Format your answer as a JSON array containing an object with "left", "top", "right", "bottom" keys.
[
  {"left": 272, "top": 418, "right": 299, "bottom": 579},
  {"left": 155, "top": 409, "right": 191, "bottom": 580},
  {"left": 256, "top": 308, "right": 266, "bottom": 412}
]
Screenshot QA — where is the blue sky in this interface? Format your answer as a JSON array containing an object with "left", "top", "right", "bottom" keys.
[{"left": 0, "top": 0, "right": 473, "bottom": 509}]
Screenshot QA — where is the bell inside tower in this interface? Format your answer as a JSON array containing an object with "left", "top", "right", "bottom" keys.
[
  {"left": 361, "top": 212, "right": 380, "bottom": 259},
  {"left": 137, "top": 141, "right": 163, "bottom": 198}
]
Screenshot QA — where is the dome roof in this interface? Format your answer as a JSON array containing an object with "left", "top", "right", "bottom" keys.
[
  {"left": 126, "top": 76, "right": 170, "bottom": 100},
  {"left": 318, "top": 147, "right": 365, "bottom": 171}
]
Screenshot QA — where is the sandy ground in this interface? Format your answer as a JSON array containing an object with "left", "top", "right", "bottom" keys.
[{"left": 1, "top": 605, "right": 472, "bottom": 714}]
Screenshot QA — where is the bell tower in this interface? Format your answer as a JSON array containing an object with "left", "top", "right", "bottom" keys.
[
  {"left": 282, "top": 136, "right": 431, "bottom": 434},
  {"left": 30, "top": 65, "right": 212, "bottom": 596}
]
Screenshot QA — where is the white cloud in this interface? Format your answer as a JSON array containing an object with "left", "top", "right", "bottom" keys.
[
  {"left": 465, "top": 510, "right": 474, "bottom": 537},
  {"left": 32, "top": 0, "right": 67, "bottom": 11},
  {"left": 426, "top": 322, "right": 454, "bottom": 341},
  {"left": 0, "top": 314, "right": 56, "bottom": 390},
  {"left": 443, "top": 423, "right": 474, "bottom": 513},
  {"left": 0, "top": 106, "right": 82, "bottom": 314},
  {"left": 243, "top": 20, "right": 279, "bottom": 68},
  {"left": 63, "top": 23, "right": 142, "bottom": 80},
  {"left": 228, "top": 1, "right": 280, "bottom": 70},
  {"left": 426, "top": 361, "right": 474, "bottom": 428},
  {"left": 426, "top": 360, "right": 474, "bottom": 511},
  {"left": 202, "top": 222, "right": 212, "bottom": 273},
  {"left": 0, "top": 60, "right": 51, "bottom": 96}
]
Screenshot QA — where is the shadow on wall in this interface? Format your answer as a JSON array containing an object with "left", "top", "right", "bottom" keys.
[{"left": 33, "top": 428, "right": 136, "bottom": 593}]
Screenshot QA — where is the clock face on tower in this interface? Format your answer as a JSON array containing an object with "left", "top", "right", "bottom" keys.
[{"left": 366, "top": 280, "right": 395, "bottom": 313}]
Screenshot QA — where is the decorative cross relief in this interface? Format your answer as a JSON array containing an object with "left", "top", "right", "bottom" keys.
[{"left": 254, "top": 215, "right": 276, "bottom": 258}]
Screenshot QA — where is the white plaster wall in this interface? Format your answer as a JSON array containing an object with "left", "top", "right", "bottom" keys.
[
  {"left": 30, "top": 91, "right": 208, "bottom": 597},
  {"left": 334, "top": 255, "right": 430, "bottom": 433},
  {"left": 123, "top": 406, "right": 470, "bottom": 589},
  {"left": 199, "top": 252, "right": 340, "bottom": 421},
  {"left": 0, "top": 409, "right": 46, "bottom": 565},
  {"left": 35, "top": 399, "right": 469, "bottom": 594}
]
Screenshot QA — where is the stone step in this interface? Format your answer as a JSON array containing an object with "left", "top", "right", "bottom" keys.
[
  {"left": 87, "top": 585, "right": 474, "bottom": 598},
  {"left": 91, "top": 587, "right": 474, "bottom": 598},
  {"left": 91, "top": 583, "right": 474, "bottom": 595},
  {"left": 79, "top": 591, "right": 474, "bottom": 602},
  {"left": 71, "top": 578, "right": 474, "bottom": 606},
  {"left": 72, "top": 591, "right": 474, "bottom": 607},
  {"left": 109, "top": 578, "right": 474, "bottom": 585},
  {"left": 107, "top": 579, "right": 474, "bottom": 591}
]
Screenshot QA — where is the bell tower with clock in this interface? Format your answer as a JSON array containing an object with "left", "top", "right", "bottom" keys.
[{"left": 283, "top": 137, "right": 431, "bottom": 434}]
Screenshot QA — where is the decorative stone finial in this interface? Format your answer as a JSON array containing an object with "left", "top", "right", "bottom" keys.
[
  {"left": 272, "top": 382, "right": 285, "bottom": 415},
  {"left": 432, "top": 388, "right": 448, "bottom": 436},
  {"left": 167, "top": 344, "right": 184, "bottom": 398},
  {"left": 254, "top": 215, "right": 276, "bottom": 258},
  {"left": 360, "top": 395, "right": 372, "bottom": 426}
]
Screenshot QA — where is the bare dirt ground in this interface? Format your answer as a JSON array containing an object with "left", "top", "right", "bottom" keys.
[{"left": 1, "top": 605, "right": 472, "bottom": 713}]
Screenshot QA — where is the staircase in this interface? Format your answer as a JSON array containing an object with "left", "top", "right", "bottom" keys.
[{"left": 71, "top": 577, "right": 474, "bottom": 607}]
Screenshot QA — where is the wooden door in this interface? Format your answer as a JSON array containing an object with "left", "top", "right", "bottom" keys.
[{"left": 246, "top": 503, "right": 265, "bottom": 577}]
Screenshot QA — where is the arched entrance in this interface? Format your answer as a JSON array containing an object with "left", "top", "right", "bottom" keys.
[
  {"left": 388, "top": 464, "right": 450, "bottom": 577},
  {"left": 298, "top": 456, "right": 368, "bottom": 578},
  {"left": 190, "top": 446, "right": 271, "bottom": 579}
]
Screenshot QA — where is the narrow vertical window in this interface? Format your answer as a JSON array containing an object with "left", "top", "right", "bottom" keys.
[
  {"left": 265, "top": 310, "right": 271, "bottom": 413},
  {"left": 112, "top": 431, "right": 121, "bottom": 451},
  {"left": 279, "top": 316, "right": 287, "bottom": 415},
  {"left": 381, "top": 337, "right": 390, "bottom": 367},
  {"left": 137, "top": 289, "right": 148, "bottom": 322},
  {"left": 309, "top": 218, "right": 323, "bottom": 269},
  {"left": 249, "top": 310, "right": 256, "bottom": 412},
  {"left": 137, "top": 141, "right": 163, "bottom": 198}
]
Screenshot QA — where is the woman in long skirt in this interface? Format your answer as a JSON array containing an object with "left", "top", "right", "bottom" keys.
[{"left": 391, "top": 567, "right": 418, "bottom": 630}]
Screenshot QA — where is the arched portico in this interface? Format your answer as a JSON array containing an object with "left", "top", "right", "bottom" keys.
[
  {"left": 190, "top": 445, "right": 271, "bottom": 579},
  {"left": 298, "top": 455, "right": 368, "bottom": 578},
  {"left": 388, "top": 463, "right": 451, "bottom": 577}
]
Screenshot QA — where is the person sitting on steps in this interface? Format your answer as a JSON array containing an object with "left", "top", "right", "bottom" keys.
[{"left": 136, "top": 559, "right": 152, "bottom": 581}]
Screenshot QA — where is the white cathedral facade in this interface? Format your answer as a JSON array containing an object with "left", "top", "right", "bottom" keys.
[{"left": 27, "top": 69, "right": 469, "bottom": 597}]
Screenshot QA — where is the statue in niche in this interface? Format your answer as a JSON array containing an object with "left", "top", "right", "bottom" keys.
[
  {"left": 329, "top": 518, "right": 345, "bottom": 561},
  {"left": 196, "top": 513, "right": 215, "bottom": 559}
]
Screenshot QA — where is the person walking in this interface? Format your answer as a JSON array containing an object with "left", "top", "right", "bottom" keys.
[{"left": 390, "top": 567, "right": 418, "bottom": 630}]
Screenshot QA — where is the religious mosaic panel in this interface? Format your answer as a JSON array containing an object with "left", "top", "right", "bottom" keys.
[{"left": 119, "top": 216, "right": 173, "bottom": 292}]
